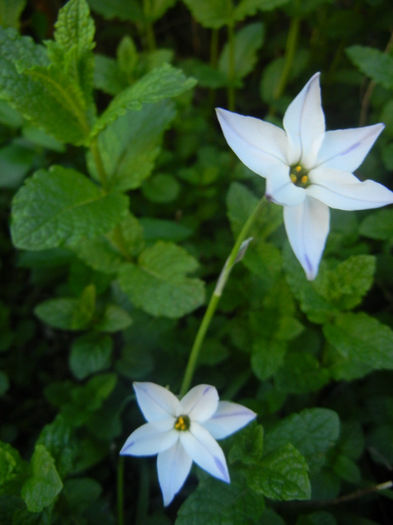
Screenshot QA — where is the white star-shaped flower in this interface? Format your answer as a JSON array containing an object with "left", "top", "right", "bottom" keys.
[
  {"left": 216, "top": 72, "right": 393, "bottom": 279},
  {"left": 120, "top": 382, "right": 256, "bottom": 506}
]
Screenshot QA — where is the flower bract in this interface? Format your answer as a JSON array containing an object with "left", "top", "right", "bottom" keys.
[
  {"left": 120, "top": 382, "right": 256, "bottom": 506},
  {"left": 216, "top": 72, "right": 393, "bottom": 279}
]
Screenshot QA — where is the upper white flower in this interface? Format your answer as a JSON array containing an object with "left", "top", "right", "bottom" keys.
[
  {"left": 216, "top": 72, "right": 393, "bottom": 279},
  {"left": 120, "top": 382, "right": 256, "bottom": 506}
]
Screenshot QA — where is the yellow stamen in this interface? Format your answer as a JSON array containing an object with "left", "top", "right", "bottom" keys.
[
  {"left": 174, "top": 415, "right": 190, "bottom": 431},
  {"left": 301, "top": 175, "right": 308, "bottom": 184},
  {"left": 295, "top": 165, "right": 302, "bottom": 172}
]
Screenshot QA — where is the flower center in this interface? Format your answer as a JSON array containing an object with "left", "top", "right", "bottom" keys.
[
  {"left": 174, "top": 415, "right": 190, "bottom": 431},
  {"left": 289, "top": 164, "right": 310, "bottom": 188}
]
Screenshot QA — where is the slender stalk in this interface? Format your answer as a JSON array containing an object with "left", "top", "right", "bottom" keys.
[
  {"left": 143, "top": 0, "right": 156, "bottom": 51},
  {"left": 117, "top": 456, "right": 125, "bottom": 525},
  {"left": 135, "top": 463, "right": 149, "bottom": 525},
  {"left": 274, "top": 16, "right": 300, "bottom": 100},
  {"left": 179, "top": 196, "right": 267, "bottom": 396}
]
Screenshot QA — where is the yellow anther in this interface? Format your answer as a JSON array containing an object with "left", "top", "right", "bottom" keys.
[
  {"left": 295, "top": 165, "right": 302, "bottom": 172},
  {"left": 301, "top": 175, "right": 308, "bottom": 184},
  {"left": 290, "top": 173, "right": 297, "bottom": 183},
  {"left": 174, "top": 415, "right": 190, "bottom": 431}
]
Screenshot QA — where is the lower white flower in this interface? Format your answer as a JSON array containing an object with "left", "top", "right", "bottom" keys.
[
  {"left": 216, "top": 72, "right": 393, "bottom": 279},
  {"left": 120, "top": 382, "right": 256, "bottom": 506}
]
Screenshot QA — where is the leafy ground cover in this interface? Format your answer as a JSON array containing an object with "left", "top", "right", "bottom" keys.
[{"left": 1, "top": 0, "right": 393, "bottom": 523}]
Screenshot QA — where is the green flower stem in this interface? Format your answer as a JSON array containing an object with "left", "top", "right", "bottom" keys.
[
  {"left": 143, "top": 0, "right": 156, "bottom": 51},
  {"left": 179, "top": 196, "right": 267, "bottom": 397},
  {"left": 273, "top": 16, "right": 300, "bottom": 100},
  {"left": 117, "top": 456, "right": 124, "bottom": 525},
  {"left": 135, "top": 463, "right": 149, "bottom": 525}
]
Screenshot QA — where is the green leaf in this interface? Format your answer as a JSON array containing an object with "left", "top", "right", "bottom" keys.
[
  {"left": 95, "top": 304, "right": 132, "bottom": 332},
  {"left": 0, "top": 142, "right": 35, "bottom": 189},
  {"left": 313, "top": 255, "right": 375, "bottom": 310},
  {"left": 54, "top": 0, "right": 95, "bottom": 58},
  {"left": 118, "top": 241, "right": 205, "bottom": 318},
  {"left": 275, "top": 350, "right": 330, "bottom": 394},
  {"left": 75, "top": 213, "right": 144, "bottom": 273},
  {"left": 264, "top": 408, "right": 340, "bottom": 474},
  {"left": 346, "top": 45, "right": 393, "bottom": 89},
  {"left": 324, "top": 312, "right": 393, "bottom": 381},
  {"left": 181, "top": 59, "right": 227, "bottom": 89},
  {"left": 11, "top": 166, "right": 128, "bottom": 250},
  {"left": 332, "top": 454, "right": 361, "bottom": 484},
  {"left": 0, "top": 441, "right": 22, "bottom": 486},
  {"left": 181, "top": 0, "right": 231, "bottom": 28},
  {"left": 0, "top": 28, "right": 90, "bottom": 145},
  {"left": 21, "top": 444, "right": 63, "bottom": 513},
  {"left": 234, "top": 0, "right": 289, "bottom": 20},
  {"left": 226, "top": 183, "right": 282, "bottom": 240},
  {"left": 141, "top": 218, "right": 192, "bottom": 243},
  {"left": 37, "top": 415, "right": 78, "bottom": 477},
  {"left": 87, "top": 0, "right": 143, "bottom": 22},
  {"left": 252, "top": 339, "right": 287, "bottom": 381},
  {"left": 229, "top": 422, "right": 264, "bottom": 465},
  {"left": 94, "top": 53, "right": 126, "bottom": 95},
  {"left": 35, "top": 284, "right": 96, "bottom": 331},
  {"left": 176, "top": 473, "right": 265, "bottom": 525},
  {"left": 149, "top": 0, "right": 177, "bottom": 21},
  {"left": 70, "top": 333, "right": 112, "bottom": 379},
  {"left": 89, "top": 101, "right": 176, "bottom": 191},
  {"left": 63, "top": 477, "right": 101, "bottom": 513},
  {"left": 359, "top": 209, "right": 393, "bottom": 241},
  {"left": 219, "top": 23, "right": 264, "bottom": 84},
  {"left": 250, "top": 443, "right": 310, "bottom": 500},
  {"left": 61, "top": 373, "right": 117, "bottom": 426},
  {"left": 91, "top": 64, "right": 195, "bottom": 137},
  {"left": 0, "top": 0, "right": 26, "bottom": 29},
  {"left": 296, "top": 511, "right": 337, "bottom": 525},
  {"left": 142, "top": 173, "right": 180, "bottom": 203}
]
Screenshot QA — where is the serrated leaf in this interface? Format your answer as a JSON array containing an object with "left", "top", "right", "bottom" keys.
[
  {"left": 346, "top": 45, "right": 393, "bottom": 89},
  {"left": 250, "top": 443, "right": 310, "bottom": 500},
  {"left": 142, "top": 173, "right": 180, "bottom": 203},
  {"left": 264, "top": 408, "right": 340, "bottom": 474},
  {"left": 313, "top": 255, "right": 375, "bottom": 310},
  {"left": 94, "top": 54, "right": 126, "bottom": 95},
  {"left": 118, "top": 241, "right": 205, "bottom": 318},
  {"left": 37, "top": 415, "right": 78, "bottom": 477},
  {"left": 91, "top": 64, "right": 195, "bottom": 137},
  {"left": 70, "top": 333, "right": 112, "bottom": 379},
  {"left": 324, "top": 312, "right": 393, "bottom": 381},
  {"left": 89, "top": 101, "right": 176, "bottom": 191},
  {"left": 359, "top": 209, "right": 393, "bottom": 240},
  {"left": 229, "top": 422, "right": 264, "bottom": 465},
  {"left": 176, "top": 473, "right": 265, "bottom": 525},
  {"left": 11, "top": 166, "right": 128, "bottom": 250},
  {"left": 0, "top": 28, "right": 91, "bottom": 145},
  {"left": 275, "top": 351, "right": 330, "bottom": 394},
  {"left": 21, "top": 444, "right": 63, "bottom": 513},
  {"left": 54, "top": 0, "right": 95, "bottom": 57},
  {"left": 219, "top": 23, "right": 264, "bottom": 84}
]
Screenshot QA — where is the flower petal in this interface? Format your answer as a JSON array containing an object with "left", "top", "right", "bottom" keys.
[
  {"left": 307, "top": 168, "right": 393, "bottom": 210},
  {"left": 315, "top": 124, "right": 384, "bottom": 172},
  {"left": 180, "top": 422, "right": 230, "bottom": 483},
  {"left": 157, "top": 441, "right": 192, "bottom": 506},
  {"left": 180, "top": 385, "right": 219, "bottom": 422},
  {"left": 283, "top": 197, "right": 330, "bottom": 280},
  {"left": 120, "top": 420, "right": 178, "bottom": 456},
  {"left": 203, "top": 401, "right": 257, "bottom": 440},
  {"left": 266, "top": 178, "right": 306, "bottom": 207},
  {"left": 215, "top": 107, "right": 288, "bottom": 177},
  {"left": 283, "top": 72, "right": 325, "bottom": 167},
  {"left": 133, "top": 382, "right": 181, "bottom": 422}
]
